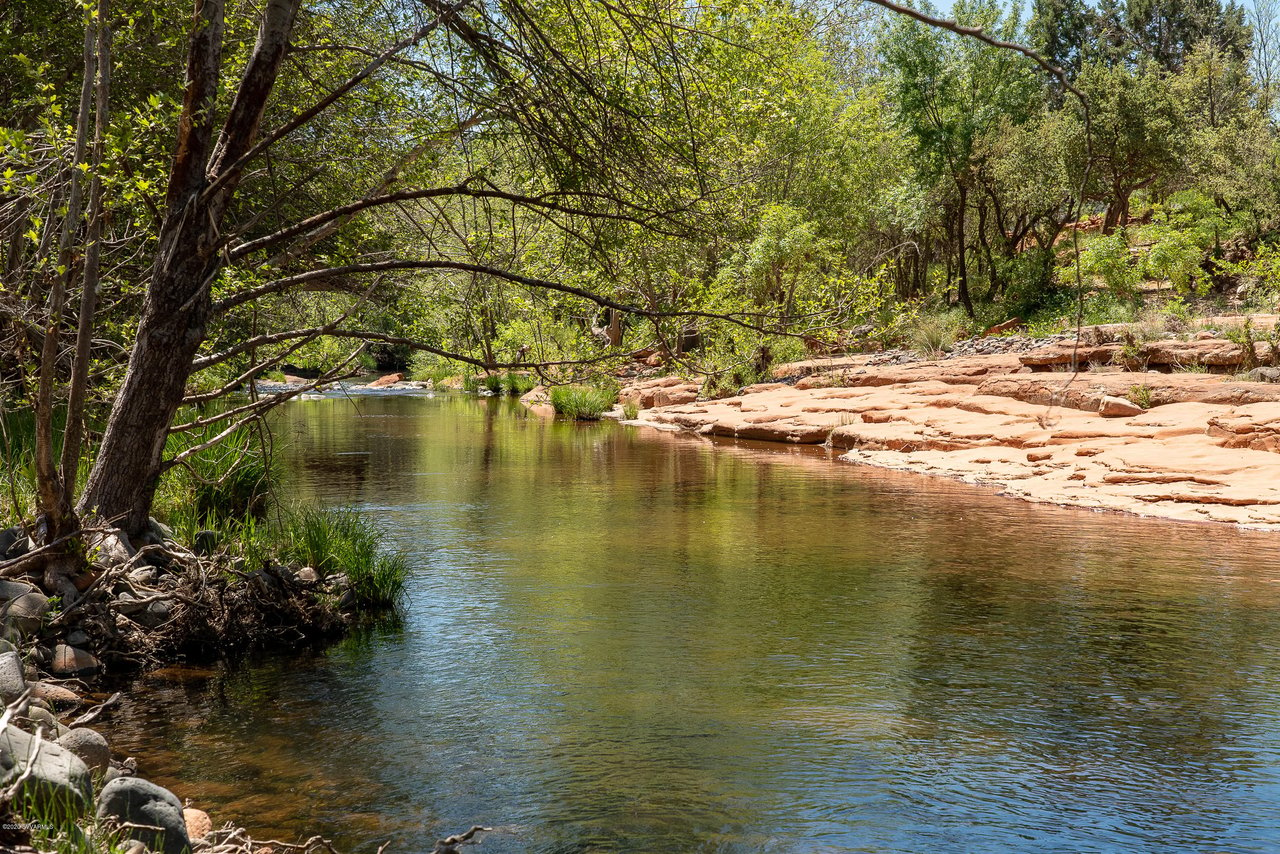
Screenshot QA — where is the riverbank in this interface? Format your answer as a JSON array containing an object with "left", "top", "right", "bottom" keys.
[
  {"left": 620, "top": 316, "right": 1280, "bottom": 530},
  {"left": 0, "top": 513, "right": 408, "bottom": 854}
]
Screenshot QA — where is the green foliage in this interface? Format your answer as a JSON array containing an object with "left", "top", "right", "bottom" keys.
[
  {"left": 1128, "top": 383, "right": 1154, "bottom": 409},
  {"left": 907, "top": 311, "right": 967, "bottom": 358},
  {"left": 1143, "top": 224, "right": 1209, "bottom": 294},
  {"left": 277, "top": 507, "right": 408, "bottom": 608},
  {"left": 549, "top": 386, "right": 616, "bottom": 420},
  {"left": 155, "top": 423, "right": 277, "bottom": 538},
  {"left": 1069, "top": 232, "right": 1142, "bottom": 296}
]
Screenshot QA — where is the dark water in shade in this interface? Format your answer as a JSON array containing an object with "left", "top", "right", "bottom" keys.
[{"left": 107, "top": 392, "right": 1280, "bottom": 853}]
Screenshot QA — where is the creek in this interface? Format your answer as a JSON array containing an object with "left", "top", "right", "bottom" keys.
[{"left": 108, "top": 392, "right": 1280, "bottom": 853}]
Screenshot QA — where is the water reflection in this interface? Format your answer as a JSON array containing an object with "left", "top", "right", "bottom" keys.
[{"left": 109, "top": 393, "right": 1280, "bottom": 853}]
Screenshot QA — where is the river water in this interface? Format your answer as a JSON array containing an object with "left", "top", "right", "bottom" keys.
[{"left": 108, "top": 392, "right": 1280, "bottom": 853}]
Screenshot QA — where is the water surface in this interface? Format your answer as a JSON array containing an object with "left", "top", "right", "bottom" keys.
[{"left": 111, "top": 393, "right": 1280, "bottom": 853}]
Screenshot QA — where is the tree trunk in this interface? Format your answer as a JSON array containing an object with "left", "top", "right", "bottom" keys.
[
  {"left": 79, "top": 0, "right": 300, "bottom": 535},
  {"left": 955, "top": 184, "right": 974, "bottom": 318}
]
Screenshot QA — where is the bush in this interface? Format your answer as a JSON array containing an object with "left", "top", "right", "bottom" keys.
[
  {"left": 1069, "top": 231, "right": 1142, "bottom": 296},
  {"left": 501, "top": 372, "right": 536, "bottom": 395},
  {"left": 548, "top": 385, "right": 615, "bottom": 420},
  {"left": 906, "top": 311, "right": 965, "bottom": 358},
  {"left": 156, "top": 423, "right": 277, "bottom": 538},
  {"left": 278, "top": 506, "right": 407, "bottom": 608}
]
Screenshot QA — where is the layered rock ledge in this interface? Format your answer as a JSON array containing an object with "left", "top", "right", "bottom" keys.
[{"left": 623, "top": 347, "right": 1280, "bottom": 530}]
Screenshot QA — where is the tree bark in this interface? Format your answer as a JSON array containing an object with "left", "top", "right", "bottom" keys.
[
  {"left": 34, "top": 13, "right": 96, "bottom": 542},
  {"left": 78, "top": 0, "right": 301, "bottom": 534},
  {"left": 954, "top": 184, "right": 974, "bottom": 318}
]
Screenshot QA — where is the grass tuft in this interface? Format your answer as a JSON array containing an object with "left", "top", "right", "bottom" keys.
[{"left": 549, "top": 386, "right": 615, "bottom": 420}]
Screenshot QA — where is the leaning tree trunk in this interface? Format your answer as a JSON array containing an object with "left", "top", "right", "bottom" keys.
[{"left": 78, "top": 0, "right": 299, "bottom": 535}]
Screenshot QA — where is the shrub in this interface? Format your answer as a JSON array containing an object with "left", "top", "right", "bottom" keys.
[
  {"left": 1128, "top": 383, "right": 1154, "bottom": 409},
  {"left": 156, "top": 424, "right": 277, "bottom": 538},
  {"left": 278, "top": 506, "right": 407, "bottom": 608},
  {"left": 1069, "top": 231, "right": 1142, "bottom": 296},
  {"left": 501, "top": 372, "right": 536, "bottom": 395},
  {"left": 548, "top": 386, "right": 615, "bottom": 420},
  {"left": 907, "top": 311, "right": 965, "bottom": 359}
]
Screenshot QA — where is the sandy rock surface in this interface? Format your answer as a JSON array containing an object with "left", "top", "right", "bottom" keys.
[{"left": 630, "top": 355, "right": 1280, "bottom": 530}]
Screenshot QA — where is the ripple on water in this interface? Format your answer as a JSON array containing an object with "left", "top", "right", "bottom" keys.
[{"left": 109, "top": 394, "right": 1280, "bottom": 853}]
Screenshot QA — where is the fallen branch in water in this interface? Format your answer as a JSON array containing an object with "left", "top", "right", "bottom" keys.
[{"left": 433, "top": 825, "right": 492, "bottom": 853}]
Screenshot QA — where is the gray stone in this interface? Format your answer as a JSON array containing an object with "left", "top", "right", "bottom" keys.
[
  {"left": 193, "top": 530, "right": 219, "bottom": 556},
  {"left": 0, "top": 579, "right": 37, "bottom": 602},
  {"left": 57, "top": 728, "right": 111, "bottom": 774},
  {"left": 0, "top": 528, "right": 19, "bottom": 560},
  {"left": 23, "top": 706, "right": 59, "bottom": 736},
  {"left": 97, "top": 777, "right": 190, "bottom": 854},
  {"left": 4, "top": 589, "right": 51, "bottom": 635},
  {"left": 0, "top": 651, "right": 25, "bottom": 704},
  {"left": 0, "top": 724, "right": 92, "bottom": 820},
  {"left": 4, "top": 535, "right": 29, "bottom": 560},
  {"left": 128, "top": 567, "right": 158, "bottom": 586},
  {"left": 65, "top": 629, "right": 90, "bottom": 647},
  {"left": 148, "top": 517, "right": 175, "bottom": 541},
  {"left": 112, "top": 590, "right": 146, "bottom": 614},
  {"left": 135, "top": 598, "right": 173, "bottom": 629},
  {"left": 86, "top": 530, "right": 135, "bottom": 568},
  {"left": 295, "top": 566, "right": 320, "bottom": 585},
  {"left": 50, "top": 645, "right": 100, "bottom": 677},
  {"left": 1244, "top": 366, "right": 1280, "bottom": 383}
]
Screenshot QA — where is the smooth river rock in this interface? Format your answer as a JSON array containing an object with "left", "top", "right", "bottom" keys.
[
  {"left": 50, "top": 645, "right": 101, "bottom": 677},
  {"left": 29, "top": 681, "right": 83, "bottom": 709},
  {"left": 183, "top": 807, "right": 213, "bottom": 840},
  {"left": 1098, "top": 395, "right": 1145, "bottom": 418},
  {"left": 3, "top": 587, "right": 50, "bottom": 635},
  {"left": 0, "top": 724, "right": 92, "bottom": 819},
  {"left": 97, "top": 777, "right": 190, "bottom": 854},
  {"left": 0, "top": 650, "right": 25, "bottom": 703},
  {"left": 57, "top": 727, "right": 111, "bottom": 773}
]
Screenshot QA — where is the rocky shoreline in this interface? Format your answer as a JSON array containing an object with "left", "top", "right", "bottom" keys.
[
  {"left": 0, "top": 521, "right": 370, "bottom": 854},
  {"left": 616, "top": 316, "right": 1280, "bottom": 530}
]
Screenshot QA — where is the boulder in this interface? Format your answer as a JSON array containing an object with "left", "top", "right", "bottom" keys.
[
  {"left": 366, "top": 372, "right": 404, "bottom": 389},
  {"left": 0, "top": 724, "right": 92, "bottom": 820},
  {"left": 183, "top": 807, "right": 213, "bottom": 840},
  {"left": 97, "top": 777, "right": 190, "bottom": 854},
  {"left": 135, "top": 598, "right": 173, "bottom": 629},
  {"left": 2, "top": 532, "right": 29, "bottom": 560},
  {"left": 1, "top": 587, "right": 49, "bottom": 635},
  {"left": 619, "top": 376, "right": 701, "bottom": 410},
  {"left": 0, "top": 651, "right": 25, "bottom": 704},
  {"left": 1244, "top": 366, "right": 1280, "bottom": 383},
  {"left": 86, "top": 530, "right": 135, "bottom": 568},
  {"left": 128, "top": 567, "right": 159, "bottom": 587},
  {"left": 50, "top": 645, "right": 101, "bottom": 677},
  {"left": 1098, "top": 395, "right": 1145, "bottom": 418},
  {"left": 29, "top": 681, "right": 82, "bottom": 709},
  {"left": 57, "top": 728, "right": 111, "bottom": 774},
  {"left": 23, "top": 705, "right": 64, "bottom": 739},
  {"left": 0, "top": 579, "right": 36, "bottom": 603},
  {"left": 0, "top": 528, "right": 20, "bottom": 560},
  {"left": 295, "top": 567, "right": 320, "bottom": 585}
]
